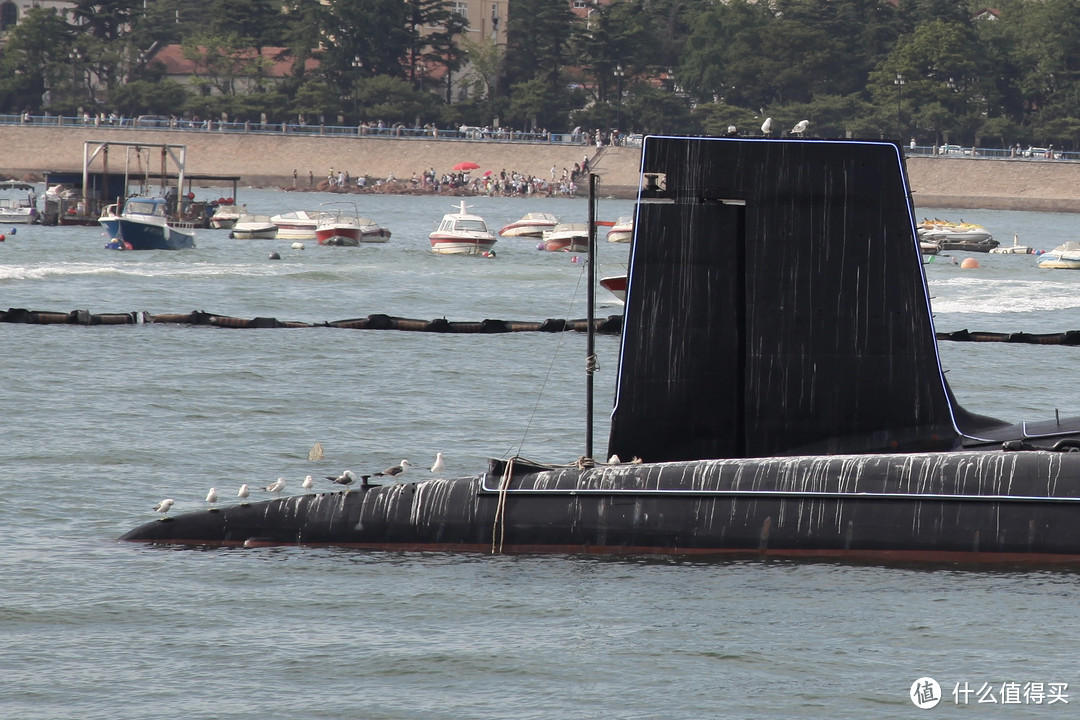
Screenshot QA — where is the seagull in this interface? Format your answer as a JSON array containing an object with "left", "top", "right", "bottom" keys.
[
  {"left": 761, "top": 117, "right": 772, "bottom": 135},
  {"left": 608, "top": 454, "right": 622, "bottom": 464},
  {"left": 430, "top": 453, "right": 446, "bottom": 475},
  {"left": 302, "top": 474, "right": 314, "bottom": 490},
  {"left": 205, "top": 488, "right": 218, "bottom": 505},
  {"left": 374, "top": 459, "right": 412, "bottom": 479},
  {"left": 791, "top": 119, "right": 809, "bottom": 136},
  {"left": 237, "top": 483, "right": 250, "bottom": 501},
  {"left": 327, "top": 469, "right": 357, "bottom": 491},
  {"left": 264, "top": 478, "right": 286, "bottom": 493},
  {"left": 153, "top": 498, "right": 174, "bottom": 515}
]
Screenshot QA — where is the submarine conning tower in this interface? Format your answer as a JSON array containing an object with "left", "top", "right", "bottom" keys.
[{"left": 608, "top": 137, "right": 1007, "bottom": 463}]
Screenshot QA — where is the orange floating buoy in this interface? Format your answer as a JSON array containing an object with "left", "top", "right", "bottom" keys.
[
  {"left": 0, "top": 234, "right": 5, "bottom": 242},
  {"left": 960, "top": 257, "right": 980, "bottom": 269}
]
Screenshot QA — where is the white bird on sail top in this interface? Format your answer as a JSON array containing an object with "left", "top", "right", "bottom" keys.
[
  {"left": 374, "top": 459, "right": 412, "bottom": 479},
  {"left": 237, "top": 483, "right": 250, "bottom": 500},
  {"left": 153, "top": 498, "right": 174, "bottom": 515},
  {"left": 761, "top": 117, "right": 773, "bottom": 135},
  {"left": 205, "top": 488, "right": 218, "bottom": 505},
  {"left": 302, "top": 474, "right": 314, "bottom": 490},
  {"left": 791, "top": 119, "right": 809, "bottom": 136},
  {"left": 430, "top": 453, "right": 446, "bottom": 475},
  {"left": 264, "top": 478, "right": 286, "bottom": 493}
]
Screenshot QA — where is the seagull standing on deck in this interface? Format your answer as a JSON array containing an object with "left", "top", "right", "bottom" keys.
[
  {"left": 153, "top": 498, "right": 174, "bottom": 515},
  {"left": 205, "top": 488, "right": 218, "bottom": 505},
  {"left": 791, "top": 119, "right": 809, "bottom": 136},
  {"left": 761, "top": 117, "right": 773, "bottom": 136},
  {"left": 302, "top": 474, "right": 314, "bottom": 490},
  {"left": 374, "top": 459, "right": 412, "bottom": 479},
  {"left": 264, "top": 478, "right": 286, "bottom": 494},
  {"left": 327, "top": 469, "right": 357, "bottom": 491},
  {"left": 430, "top": 453, "right": 446, "bottom": 475},
  {"left": 237, "top": 483, "right": 250, "bottom": 501}
]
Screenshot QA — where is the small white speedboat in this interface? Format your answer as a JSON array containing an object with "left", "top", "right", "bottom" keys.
[
  {"left": 230, "top": 214, "right": 278, "bottom": 239},
  {"left": 1038, "top": 241, "right": 1080, "bottom": 269},
  {"left": 499, "top": 212, "right": 559, "bottom": 238},
  {"left": 429, "top": 201, "right": 497, "bottom": 255},
  {"left": 606, "top": 216, "right": 633, "bottom": 243},
  {"left": 209, "top": 203, "right": 243, "bottom": 229},
  {"left": 542, "top": 222, "right": 589, "bottom": 252},
  {"left": 270, "top": 210, "right": 320, "bottom": 240}
]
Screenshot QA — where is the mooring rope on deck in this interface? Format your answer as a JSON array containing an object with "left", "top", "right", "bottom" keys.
[{"left": 0, "top": 307, "right": 624, "bottom": 334}]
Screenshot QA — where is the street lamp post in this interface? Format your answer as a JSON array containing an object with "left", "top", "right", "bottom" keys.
[
  {"left": 351, "top": 55, "right": 363, "bottom": 123},
  {"left": 894, "top": 73, "right": 905, "bottom": 139},
  {"left": 613, "top": 64, "right": 625, "bottom": 131},
  {"left": 69, "top": 50, "right": 84, "bottom": 115}
]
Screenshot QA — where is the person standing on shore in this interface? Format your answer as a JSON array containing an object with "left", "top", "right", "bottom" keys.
[
  {"left": 292, "top": 169, "right": 297, "bottom": 187},
  {"left": 308, "top": 171, "right": 314, "bottom": 187}
]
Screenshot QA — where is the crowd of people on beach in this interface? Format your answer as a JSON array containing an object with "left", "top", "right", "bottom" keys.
[{"left": 290, "top": 153, "right": 597, "bottom": 199}]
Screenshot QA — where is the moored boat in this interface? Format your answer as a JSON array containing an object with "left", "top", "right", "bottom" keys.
[
  {"left": 209, "top": 202, "right": 243, "bottom": 229},
  {"left": 917, "top": 218, "right": 998, "bottom": 251},
  {"left": 230, "top": 214, "right": 278, "bottom": 240},
  {"left": 429, "top": 200, "right": 497, "bottom": 255},
  {"left": 542, "top": 222, "right": 589, "bottom": 252},
  {"left": 106, "top": 196, "right": 196, "bottom": 250},
  {"left": 0, "top": 180, "right": 39, "bottom": 224},
  {"left": 599, "top": 274, "right": 627, "bottom": 302},
  {"left": 314, "top": 201, "right": 391, "bottom": 245},
  {"left": 98, "top": 202, "right": 121, "bottom": 240},
  {"left": 499, "top": 211, "right": 559, "bottom": 238},
  {"left": 989, "top": 233, "right": 1033, "bottom": 255},
  {"left": 606, "top": 216, "right": 633, "bottom": 243},
  {"left": 1037, "top": 240, "right": 1080, "bottom": 269},
  {"left": 270, "top": 210, "right": 320, "bottom": 240}
]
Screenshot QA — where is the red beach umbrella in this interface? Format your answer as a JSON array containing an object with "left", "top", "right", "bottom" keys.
[
  {"left": 483, "top": 170, "right": 493, "bottom": 176},
  {"left": 453, "top": 161, "right": 480, "bottom": 171}
]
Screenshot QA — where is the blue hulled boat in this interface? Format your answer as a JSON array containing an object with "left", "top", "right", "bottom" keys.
[{"left": 105, "top": 197, "right": 196, "bottom": 251}]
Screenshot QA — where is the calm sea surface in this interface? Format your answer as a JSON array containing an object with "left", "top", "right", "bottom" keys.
[{"left": 2, "top": 190, "right": 1079, "bottom": 718}]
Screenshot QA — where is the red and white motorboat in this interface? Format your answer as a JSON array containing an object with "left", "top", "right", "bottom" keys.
[
  {"left": 499, "top": 212, "right": 559, "bottom": 238},
  {"left": 429, "top": 201, "right": 497, "bottom": 255},
  {"left": 599, "top": 274, "right": 627, "bottom": 303},
  {"left": 270, "top": 209, "right": 320, "bottom": 240},
  {"left": 607, "top": 216, "right": 633, "bottom": 243},
  {"left": 542, "top": 222, "right": 589, "bottom": 252},
  {"left": 314, "top": 202, "right": 392, "bottom": 245}
]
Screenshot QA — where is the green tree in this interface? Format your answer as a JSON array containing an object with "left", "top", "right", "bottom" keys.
[{"left": 0, "top": 8, "right": 76, "bottom": 113}]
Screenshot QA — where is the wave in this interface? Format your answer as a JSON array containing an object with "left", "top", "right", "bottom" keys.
[
  {"left": 0, "top": 262, "right": 310, "bottom": 282},
  {"left": 929, "top": 276, "right": 1080, "bottom": 314}
]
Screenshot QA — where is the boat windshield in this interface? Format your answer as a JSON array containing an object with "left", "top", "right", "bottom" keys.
[
  {"left": 454, "top": 219, "right": 488, "bottom": 232},
  {"left": 126, "top": 200, "right": 166, "bottom": 217}
]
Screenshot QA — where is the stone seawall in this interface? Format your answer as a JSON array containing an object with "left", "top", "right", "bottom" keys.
[{"left": 3, "top": 125, "right": 1080, "bottom": 210}]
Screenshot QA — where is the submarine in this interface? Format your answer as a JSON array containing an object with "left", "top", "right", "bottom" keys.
[{"left": 121, "top": 135, "right": 1080, "bottom": 562}]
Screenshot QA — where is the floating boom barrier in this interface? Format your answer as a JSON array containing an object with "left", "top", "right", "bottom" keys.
[
  {"left": 3, "top": 308, "right": 1080, "bottom": 345},
  {"left": 0, "top": 307, "right": 624, "bottom": 333}
]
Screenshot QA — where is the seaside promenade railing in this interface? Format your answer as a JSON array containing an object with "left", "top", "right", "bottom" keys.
[
  {"left": 0, "top": 112, "right": 603, "bottom": 146},
  {"left": 3, "top": 113, "right": 1074, "bottom": 159}
]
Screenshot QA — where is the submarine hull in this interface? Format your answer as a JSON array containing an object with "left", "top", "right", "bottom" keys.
[{"left": 120, "top": 452, "right": 1080, "bottom": 561}]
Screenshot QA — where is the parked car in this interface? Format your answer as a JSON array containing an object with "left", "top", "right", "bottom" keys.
[
  {"left": 135, "top": 115, "right": 170, "bottom": 127},
  {"left": 1023, "top": 146, "right": 1059, "bottom": 159},
  {"left": 938, "top": 144, "right": 966, "bottom": 155}
]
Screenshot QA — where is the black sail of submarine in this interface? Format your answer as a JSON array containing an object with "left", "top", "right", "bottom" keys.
[{"left": 121, "top": 137, "right": 1080, "bottom": 561}]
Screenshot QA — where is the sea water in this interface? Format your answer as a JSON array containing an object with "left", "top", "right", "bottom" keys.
[{"left": 2, "top": 191, "right": 1079, "bottom": 718}]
